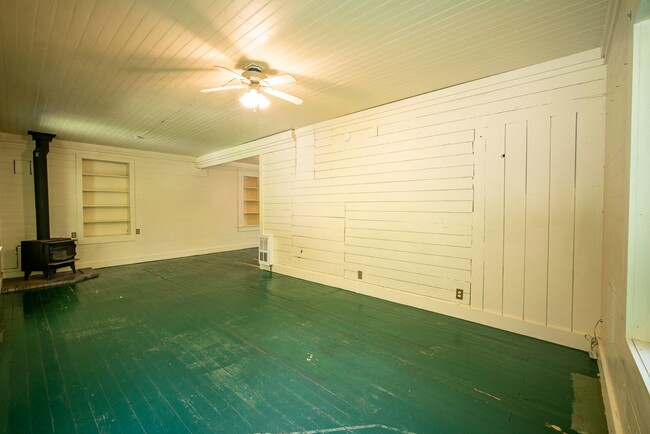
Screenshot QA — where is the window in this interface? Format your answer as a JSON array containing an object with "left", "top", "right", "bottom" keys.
[
  {"left": 627, "top": 17, "right": 650, "bottom": 384},
  {"left": 238, "top": 171, "right": 259, "bottom": 230},
  {"left": 76, "top": 155, "right": 135, "bottom": 243}
]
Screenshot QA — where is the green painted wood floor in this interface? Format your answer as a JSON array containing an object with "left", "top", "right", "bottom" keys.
[{"left": 0, "top": 249, "right": 607, "bottom": 433}]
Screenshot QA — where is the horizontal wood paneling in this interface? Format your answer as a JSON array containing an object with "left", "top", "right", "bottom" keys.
[
  {"left": 315, "top": 154, "right": 474, "bottom": 179},
  {"left": 261, "top": 143, "right": 295, "bottom": 266},
  {"left": 256, "top": 50, "right": 605, "bottom": 343}
]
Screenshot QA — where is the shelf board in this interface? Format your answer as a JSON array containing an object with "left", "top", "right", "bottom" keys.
[
  {"left": 243, "top": 212, "right": 259, "bottom": 215},
  {"left": 83, "top": 220, "right": 130, "bottom": 224},
  {"left": 83, "top": 173, "right": 129, "bottom": 178},
  {"left": 83, "top": 205, "right": 129, "bottom": 208},
  {"left": 82, "top": 189, "right": 130, "bottom": 193}
]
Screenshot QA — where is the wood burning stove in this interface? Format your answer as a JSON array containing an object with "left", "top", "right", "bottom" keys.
[
  {"left": 21, "top": 131, "right": 78, "bottom": 280},
  {"left": 22, "top": 239, "right": 77, "bottom": 280}
]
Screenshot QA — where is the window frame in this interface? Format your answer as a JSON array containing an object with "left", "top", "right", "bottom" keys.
[{"left": 626, "top": 17, "right": 650, "bottom": 389}]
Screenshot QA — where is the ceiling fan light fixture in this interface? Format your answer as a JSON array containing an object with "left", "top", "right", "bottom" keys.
[{"left": 240, "top": 88, "right": 270, "bottom": 110}]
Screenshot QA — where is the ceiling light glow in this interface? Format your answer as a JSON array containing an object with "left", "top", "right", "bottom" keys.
[{"left": 240, "top": 89, "right": 270, "bottom": 110}]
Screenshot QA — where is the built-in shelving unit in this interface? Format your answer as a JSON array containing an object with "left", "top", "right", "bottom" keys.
[
  {"left": 77, "top": 156, "right": 135, "bottom": 242},
  {"left": 242, "top": 176, "right": 259, "bottom": 226},
  {"left": 238, "top": 172, "right": 259, "bottom": 230}
]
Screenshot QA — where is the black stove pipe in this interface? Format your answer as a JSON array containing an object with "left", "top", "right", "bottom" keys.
[{"left": 27, "top": 131, "right": 56, "bottom": 240}]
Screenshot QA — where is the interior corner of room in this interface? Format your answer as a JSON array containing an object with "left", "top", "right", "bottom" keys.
[{"left": 1, "top": 0, "right": 649, "bottom": 432}]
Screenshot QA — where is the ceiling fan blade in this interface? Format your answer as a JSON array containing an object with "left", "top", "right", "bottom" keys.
[
  {"left": 265, "top": 88, "right": 303, "bottom": 105},
  {"left": 200, "top": 84, "right": 247, "bottom": 93},
  {"left": 261, "top": 74, "right": 296, "bottom": 87},
  {"left": 213, "top": 65, "right": 246, "bottom": 81}
]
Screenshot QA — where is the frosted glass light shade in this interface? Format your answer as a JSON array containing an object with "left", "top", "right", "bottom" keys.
[{"left": 240, "top": 89, "right": 270, "bottom": 109}]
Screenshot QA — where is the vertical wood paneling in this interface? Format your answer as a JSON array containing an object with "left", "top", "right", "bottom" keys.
[
  {"left": 502, "top": 122, "right": 527, "bottom": 319},
  {"left": 483, "top": 125, "right": 506, "bottom": 314},
  {"left": 547, "top": 114, "right": 577, "bottom": 330},
  {"left": 523, "top": 117, "right": 551, "bottom": 325},
  {"left": 572, "top": 111, "right": 604, "bottom": 333},
  {"left": 471, "top": 130, "right": 486, "bottom": 310}
]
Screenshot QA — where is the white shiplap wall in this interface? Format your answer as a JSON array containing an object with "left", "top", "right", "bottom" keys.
[
  {"left": 199, "top": 49, "right": 606, "bottom": 349},
  {"left": 0, "top": 134, "right": 259, "bottom": 278}
]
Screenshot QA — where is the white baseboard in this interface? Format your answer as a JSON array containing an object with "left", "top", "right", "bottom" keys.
[
  {"left": 598, "top": 343, "right": 623, "bottom": 434},
  {"left": 272, "top": 263, "right": 590, "bottom": 351},
  {"left": 77, "top": 243, "right": 258, "bottom": 269},
  {"left": 1, "top": 243, "right": 258, "bottom": 278}
]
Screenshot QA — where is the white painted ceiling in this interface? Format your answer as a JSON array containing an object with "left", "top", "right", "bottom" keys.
[{"left": 0, "top": 0, "right": 609, "bottom": 157}]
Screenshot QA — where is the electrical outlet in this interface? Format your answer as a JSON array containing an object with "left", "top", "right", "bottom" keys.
[
  {"left": 358, "top": 270, "right": 363, "bottom": 280},
  {"left": 136, "top": 228, "right": 140, "bottom": 234},
  {"left": 456, "top": 289, "right": 464, "bottom": 300},
  {"left": 71, "top": 232, "right": 76, "bottom": 238}
]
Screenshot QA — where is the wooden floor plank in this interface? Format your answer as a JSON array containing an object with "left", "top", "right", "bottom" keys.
[{"left": 0, "top": 248, "right": 607, "bottom": 433}]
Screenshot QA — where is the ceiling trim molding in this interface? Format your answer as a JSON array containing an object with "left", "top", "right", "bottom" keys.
[
  {"left": 0, "top": 131, "right": 196, "bottom": 162},
  {"left": 0, "top": 131, "right": 30, "bottom": 145},
  {"left": 601, "top": 0, "right": 625, "bottom": 60},
  {"left": 221, "top": 161, "right": 259, "bottom": 170},
  {"left": 52, "top": 140, "right": 196, "bottom": 162},
  {"left": 306, "top": 49, "right": 603, "bottom": 135},
  {"left": 196, "top": 130, "right": 294, "bottom": 168}
]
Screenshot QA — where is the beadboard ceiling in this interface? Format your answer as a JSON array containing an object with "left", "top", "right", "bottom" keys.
[{"left": 0, "top": 0, "right": 609, "bottom": 157}]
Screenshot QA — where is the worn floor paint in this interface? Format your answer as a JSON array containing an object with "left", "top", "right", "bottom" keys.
[{"left": 0, "top": 249, "right": 607, "bottom": 433}]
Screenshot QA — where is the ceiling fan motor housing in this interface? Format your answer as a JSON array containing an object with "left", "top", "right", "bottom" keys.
[{"left": 243, "top": 64, "right": 266, "bottom": 83}]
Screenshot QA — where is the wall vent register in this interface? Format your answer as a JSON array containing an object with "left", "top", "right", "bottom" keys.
[{"left": 259, "top": 235, "right": 273, "bottom": 266}]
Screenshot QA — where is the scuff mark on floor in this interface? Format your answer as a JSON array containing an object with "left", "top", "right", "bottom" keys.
[
  {"left": 545, "top": 422, "right": 566, "bottom": 433},
  {"left": 473, "top": 388, "right": 501, "bottom": 401},
  {"left": 571, "top": 372, "right": 608, "bottom": 433},
  {"left": 372, "top": 384, "right": 398, "bottom": 398},
  {"left": 258, "top": 424, "right": 417, "bottom": 434},
  {"left": 419, "top": 346, "right": 442, "bottom": 356},
  {"left": 66, "top": 317, "right": 131, "bottom": 339}
]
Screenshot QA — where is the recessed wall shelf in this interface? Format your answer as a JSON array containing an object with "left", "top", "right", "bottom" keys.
[
  {"left": 77, "top": 156, "right": 135, "bottom": 242},
  {"left": 239, "top": 173, "right": 259, "bottom": 229}
]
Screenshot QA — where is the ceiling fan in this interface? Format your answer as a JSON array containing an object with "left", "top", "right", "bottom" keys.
[{"left": 201, "top": 64, "right": 303, "bottom": 110}]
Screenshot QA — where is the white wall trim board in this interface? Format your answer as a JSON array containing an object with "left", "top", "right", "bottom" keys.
[
  {"left": 599, "top": 1, "right": 650, "bottom": 433},
  {"left": 196, "top": 130, "right": 294, "bottom": 168},
  {"left": 272, "top": 263, "right": 590, "bottom": 351},
  {"left": 601, "top": 0, "right": 624, "bottom": 60},
  {"left": 598, "top": 342, "right": 626, "bottom": 434},
  {"left": 1, "top": 131, "right": 196, "bottom": 163},
  {"left": 1, "top": 242, "right": 258, "bottom": 279},
  {"left": 79, "top": 242, "right": 259, "bottom": 270}
]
